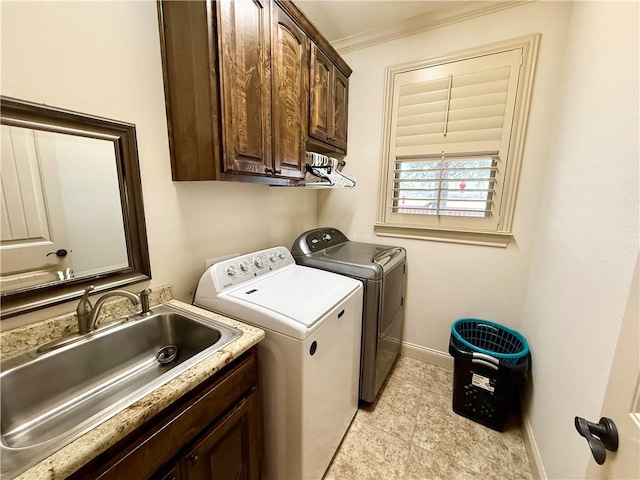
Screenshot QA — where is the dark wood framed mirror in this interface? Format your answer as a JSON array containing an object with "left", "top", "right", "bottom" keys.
[{"left": 0, "top": 96, "right": 151, "bottom": 318}]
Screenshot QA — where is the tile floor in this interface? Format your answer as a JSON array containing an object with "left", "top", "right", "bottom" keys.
[{"left": 324, "top": 356, "right": 534, "bottom": 480}]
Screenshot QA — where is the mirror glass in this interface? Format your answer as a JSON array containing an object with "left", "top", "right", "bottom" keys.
[{"left": 0, "top": 97, "right": 151, "bottom": 318}]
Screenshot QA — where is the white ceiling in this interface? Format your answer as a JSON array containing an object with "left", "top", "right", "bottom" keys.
[{"left": 296, "top": 0, "right": 468, "bottom": 43}]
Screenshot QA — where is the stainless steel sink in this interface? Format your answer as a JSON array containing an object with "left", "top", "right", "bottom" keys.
[{"left": 0, "top": 304, "right": 242, "bottom": 479}]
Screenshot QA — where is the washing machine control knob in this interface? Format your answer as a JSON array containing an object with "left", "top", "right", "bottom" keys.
[
  {"left": 239, "top": 262, "right": 249, "bottom": 272},
  {"left": 269, "top": 254, "right": 277, "bottom": 263},
  {"left": 323, "top": 233, "right": 332, "bottom": 242},
  {"left": 225, "top": 266, "right": 237, "bottom": 276},
  {"left": 278, "top": 250, "right": 286, "bottom": 259},
  {"left": 254, "top": 257, "right": 264, "bottom": 268}
]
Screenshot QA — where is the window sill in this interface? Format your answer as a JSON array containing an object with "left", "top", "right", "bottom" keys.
[{"left": 374, "top": 223, "right": 513, "bottom": 248}]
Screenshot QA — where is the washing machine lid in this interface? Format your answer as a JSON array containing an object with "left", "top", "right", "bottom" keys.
[{"left": 227, "top": 265, "right": 360, "bottom": 332}]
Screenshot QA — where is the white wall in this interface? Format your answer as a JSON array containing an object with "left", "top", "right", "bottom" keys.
[
  {"left": 1, "top": 1, "right": 318, "bottom": 328},
  {"left": 319, "top": 1, "right": 573, "bottom": 354},
  {"left": 519, "top": 2, "right": 639, "bottom": 478}
]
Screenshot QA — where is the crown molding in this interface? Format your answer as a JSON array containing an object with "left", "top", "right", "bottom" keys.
[{"left": 332, "top": 0, "right": 534, "bottom": 55}]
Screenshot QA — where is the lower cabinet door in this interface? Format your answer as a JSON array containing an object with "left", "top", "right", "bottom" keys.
[
  {"left": 182, "top": 390, "right": 262, "bottom": 480},
  {"left": 154, "top": 463, "right": 182, "bottom": 480}
]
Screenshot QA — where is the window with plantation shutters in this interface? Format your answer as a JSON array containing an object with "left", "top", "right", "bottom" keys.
[{"left": 376, "top": 36, "right": 539, "bottom": 246}]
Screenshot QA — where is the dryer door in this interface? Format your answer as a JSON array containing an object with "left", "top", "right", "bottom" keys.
[{"left": 380, "top": 258, "right": 405, "bottom": 340}]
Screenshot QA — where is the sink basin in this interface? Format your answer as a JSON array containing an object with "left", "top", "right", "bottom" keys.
[{"left": 0, "top": 304, "right": 242, "bottom": 478}]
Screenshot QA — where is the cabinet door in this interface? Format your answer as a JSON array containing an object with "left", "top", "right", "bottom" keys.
[
  {"left": 331, "top": 68, "right": 349, "bottom": 151},
  {"left": 218, "top": 0, "right": 272, "bottom": 176},
  {"left": 271, "top": 4, "right": 308, "bottom": 180},
  {"left": 159, "top": 0, "right": 222, "bottom": 181},
  {"left": 153, "top": 463, "right": 182, "bottom": 480},
  {"left": 309, "top": 43, "right": 333, "bottom": 145},
  {"left": 182, "top": 390, "right": 262, "bottom": 480}
]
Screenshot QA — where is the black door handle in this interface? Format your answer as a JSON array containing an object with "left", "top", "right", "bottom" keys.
[
  {"left": 574, "top": 416, "right": 619, "bottom": 465},
  {"left": 46, "top": 249, "right": 68, "bottom": 258}
]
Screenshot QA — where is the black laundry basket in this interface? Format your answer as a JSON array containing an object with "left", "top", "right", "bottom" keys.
[{"left": 449, "top": 318, "right": 530, "bottom": 431}]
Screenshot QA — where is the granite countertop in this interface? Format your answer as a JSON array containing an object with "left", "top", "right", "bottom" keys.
[{"left": 0, "top": 290, "right": 264, "bottom": 480}]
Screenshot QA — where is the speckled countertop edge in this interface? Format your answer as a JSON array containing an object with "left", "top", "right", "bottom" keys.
[
  {"left": 1, "top": 286, "right": 174, "bottom": 358},
  {"left": 7, "top": 298, "right": 265, "bottom": 480}
]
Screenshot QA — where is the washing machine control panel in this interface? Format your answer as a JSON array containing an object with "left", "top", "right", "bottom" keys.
[{"left": 212, "top": 246, "right": 295, "bottom": 292}]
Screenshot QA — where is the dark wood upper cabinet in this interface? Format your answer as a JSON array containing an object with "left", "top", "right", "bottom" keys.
[
  {"left": 158, "top": 0, "right": 351, "bottom": 184},
  {"left": 309, "top": 42, "right": 349, "bottom": 154},
  {"left": 309, "top": 45, "right": 333, "bottom": 144},
  {"left": 159, "top": 0, "right": 298, "bottom": 185},
  {"left": 271, "top": 3, "right": 308, "bottom": 180},
  {"left": 331, "top": 67, "right": 349, "bottom": 151},
  {"left": 158, "top": 0, "right": 221, "bottom": 182},
  {"left": 218, "top": 0, "right": 273, "bottom": 177}
]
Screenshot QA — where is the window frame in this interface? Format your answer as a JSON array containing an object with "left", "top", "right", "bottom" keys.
[{"left": 375, "top": 35, "right": 540, "bottom": 247}]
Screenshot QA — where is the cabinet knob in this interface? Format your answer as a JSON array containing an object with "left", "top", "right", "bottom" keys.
[
  {"left": 187, "top": 453, "right": 199, "bottom": 464},
  {"left": 264, "top": 167, "right": 273, "bottom": 174},
  {"left": 274, "top": 169, "right": 282, "bottom": 175}
]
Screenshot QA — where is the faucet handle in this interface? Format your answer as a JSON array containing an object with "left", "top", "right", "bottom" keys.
[
  {"left": 76, "top": 285, "right": 95, "bottom": 334},
  {"left": 139, "top": 288, "right": 152, "bottom": 315},
  {"left": 78, "top": 285, "right": 95, "bottom": 313}
]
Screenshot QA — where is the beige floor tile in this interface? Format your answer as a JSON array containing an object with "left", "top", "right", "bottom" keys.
[
  {"left": 323, "top": 355, "right": 533, "bottom": 480},
  {"left": 323, "top": 418, "right": 410, "bottom": 480},
  {"left": 405, "top": 443, "right": 480, "bottom": 480},
  {"left": 505, "top": 430, "right": 534, "bottom": 479},
  {"left": 423, "top": 363, "right": 453, "bottom": 398},
  {"left": 412, "top": 388, "right": 461, "bottom": 452},
  {"left": 390, "top": 355, "right": 429, "bottom": 386},
  {"left": 357, "top": 375, "right": 422, "bottom": 440}
]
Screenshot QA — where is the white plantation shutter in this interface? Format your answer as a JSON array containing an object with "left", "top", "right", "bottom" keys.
[
  {"left": 392, "top": 50, "right": 520, "bottom": 157},
  {"left": 383, "top": 48, "right": 524, "bottom": 233}
]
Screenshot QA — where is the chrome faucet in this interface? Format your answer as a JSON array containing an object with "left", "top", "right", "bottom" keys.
[{"left": 76, "top": 286, "right": 152, "bottom": 334}]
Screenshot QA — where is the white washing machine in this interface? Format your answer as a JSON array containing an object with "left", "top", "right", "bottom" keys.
[{"left": 194, "top": 246, "right": 362, "bottom": 480}]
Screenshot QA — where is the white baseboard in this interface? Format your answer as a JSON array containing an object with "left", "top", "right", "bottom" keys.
[
  {"left": 398, "top": 340, "right": 454, "bottom": 371},
  {"left": 521, "top": 407, "right": 547, "bottom": 480}
]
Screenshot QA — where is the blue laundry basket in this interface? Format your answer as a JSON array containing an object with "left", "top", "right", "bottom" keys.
[{"left": 450, "top": 318, "right": 529, "bottom": 365}]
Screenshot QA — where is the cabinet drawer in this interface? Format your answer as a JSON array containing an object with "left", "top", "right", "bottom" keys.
[{"left": 70, "top": 348, "right": 259, "bottom": 480}]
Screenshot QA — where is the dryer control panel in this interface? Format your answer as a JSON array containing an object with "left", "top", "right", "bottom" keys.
[
  {"left": 209, "top": 246, "right": 295, "bottom": 292},
  {"left": 291, "top": 228, "right": 349, "bottom": 255}
]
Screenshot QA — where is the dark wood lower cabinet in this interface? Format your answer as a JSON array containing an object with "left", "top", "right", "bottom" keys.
[
  {"left": 69, "top": 347, "right": 262, "bottom": 480},
  {"left": 154, "top": 464, "right": 182, "bottom": 480},
  {"left": 181, "top": 390, "right": 261, "bottom": 480}
]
